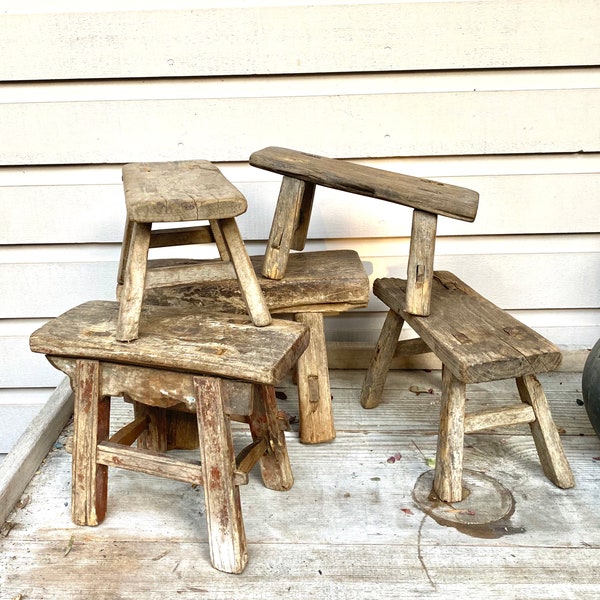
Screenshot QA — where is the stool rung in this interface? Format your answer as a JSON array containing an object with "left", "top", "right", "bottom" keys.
[
  {"left": 149, "top": 225, "right": 215, "bottom": 248},
  {"left": 235, "top": 438, "right": 268, "bottom": 474},
  {"left": 108, "top": 416, "right": 148, "bottom": 446},
  {"left": 145, "top": 261, "right": 235, "bottom": 289},
  {"left": 464, "top": 404, "right": 536, "bottom": 434},
  {"left": 96, "top": 441, "right": 248, "bottom": 486}
]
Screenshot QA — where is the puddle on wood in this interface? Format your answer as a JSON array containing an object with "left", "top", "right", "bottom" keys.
[{"left": 412, "top": 469, "right": 526, "bottom": 539}]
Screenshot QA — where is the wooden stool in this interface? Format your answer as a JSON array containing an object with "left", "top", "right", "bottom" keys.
[
  {"left": 30, "top": 301, "right": 309, "bottom": 574},
  {"left": 144, "top": 249, "right": 369, "bottom": 445},
  {"left": 362, "top": 272, "right": 575, "bottom": 502},
  {"left": 116, "top": 159, "right": 271, "bottom": 342}
]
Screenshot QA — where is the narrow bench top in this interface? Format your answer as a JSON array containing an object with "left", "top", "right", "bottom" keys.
[
  {"left": 30, "top": 301, "right": 309, "bottom": 385},
  {"left": 250, "top": 146, "right": 479, "bottom": 222},
  {"left": 143, "top": 249, "right": 370, "bottom": 314},
  {"left": 374, "top": 272, "right": 562, "bottom": 384},
  {"left": 123, "top": 160, "right": 247, "bottom": 223}
]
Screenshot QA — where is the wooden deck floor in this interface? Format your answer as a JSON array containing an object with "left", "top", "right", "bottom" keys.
[{"left": 1, "top": 369, "right": 599, "bottom": 599}]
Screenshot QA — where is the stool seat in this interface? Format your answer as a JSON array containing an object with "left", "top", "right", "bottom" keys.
[
  {"left": 373, "top": 272, "right": 562, "bottom": 384},
  {"left": 123, "top": 160, "right": 247, "bottom": 222},
  {"left": 30, "top": 301, "right": 309, "bottom": 574},
  {"left": 144, "top": 249, "right": 369, "bottom": 314},
  {"left": 116, "top": 160, "right": 271, "bottom": 342},
  {"left": 31, "top": 300, "right": 308, "bottom": 384}
]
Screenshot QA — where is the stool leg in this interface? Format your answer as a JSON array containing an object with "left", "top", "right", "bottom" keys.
[
  {"left": 434, "top": 366, "right": 467, "bottom": 502},
  {"left": 294, "top": 312, "right": 336, "bottom": 444},
  {"left": 217, "top": 217, "right": 271, "bottom": 327},
  {"left": 194, "top": 376, "right": 247, "bottom": 574},
  {"left": 116, "top": 221, "right": 152, "bottom": 342},
  {"left": 516, "top": 375, "right": 575, "bottom": 489},
  {"left": 361, "top": 309, "right": 405, "bottom": 409},
  {"left": 117, "top": 217, "right": 135, "bottom": 287},
  {"left": 133, "top": 401, "right": 168, "bottom": 452},
  {"left": 249, "top": 384, "right": 293, "bottom": 491},
  {"left": 72, "top": 359, "right": 110, "bottom": 526}
]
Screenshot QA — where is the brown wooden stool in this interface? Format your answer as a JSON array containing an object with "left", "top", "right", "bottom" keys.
[
  {"left": 344, "top": 149, "right": 575, "bottom": 503},
  {"left": 364, "top": 273, "right": 575, "bottom": 502},
  {"left": 30, "top": 301, "right": 309, "bottom": 574},
  {"left": 116, "top": 159, "right": 271, "bottom": 342}
]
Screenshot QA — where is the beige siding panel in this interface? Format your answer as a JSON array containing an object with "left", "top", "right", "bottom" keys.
[
  {"left": 1, "top": 1, "right": 599, "bottom": 80},
  {"left": 1, "top": 89, "right": 598, "bottom": 165},
  {"left": 2, "top": 172, "right": 600, "bottom": 244},
  {"left": 3, "top": 250, "right": 598, "bottom": 318},
  {"left": 0, "top": 336, "right": 62, "bottom": 388},
  {"left": 323, "top": 309, "right": 600, "bottom": 347}
]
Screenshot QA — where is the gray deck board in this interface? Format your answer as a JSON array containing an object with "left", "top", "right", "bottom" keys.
[{"left": 1, "top": 370, "right": 599, "bottom": 599}]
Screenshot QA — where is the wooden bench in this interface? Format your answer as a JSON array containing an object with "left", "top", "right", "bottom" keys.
[
  {"left": 116, "top": 159, "right": 271, "bottom": 342},
  {"left": 30, "top": 301, "right": 309, "bottom": 574}
]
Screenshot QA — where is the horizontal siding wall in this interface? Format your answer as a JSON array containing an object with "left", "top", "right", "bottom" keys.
[{"left": 1, "top": 0, "right": 599, "bottom": 452}]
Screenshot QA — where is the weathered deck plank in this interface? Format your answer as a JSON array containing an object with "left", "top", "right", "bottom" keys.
[{"left": 1, "top": 371, "right": 599, "bottom": 599}]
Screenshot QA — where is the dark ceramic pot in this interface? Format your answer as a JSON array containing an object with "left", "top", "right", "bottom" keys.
[{"left": 582, "top": 337, "right": 600, "bottom": 438}]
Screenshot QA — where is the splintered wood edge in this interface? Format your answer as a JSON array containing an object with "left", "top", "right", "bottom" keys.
[{"left": 0, "top": 376, "right": 74, "bottom": 525}]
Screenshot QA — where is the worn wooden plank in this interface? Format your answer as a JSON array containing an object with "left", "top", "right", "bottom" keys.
[
  {"left": 0, "top": 377, "right": 72, "bottom": 524},
  {"left": 1, "top": 89, "right": 598, "bottom": 164},
  {"left": 2, "top": 401, "right": 599, "bottom": 597},
  {"left": 374, "top": 274, "right": 564, "bottom": 384},
  {"left": 251, "top": 147, "right": 479, "bottom": 222},
  {"left": 144, "top": 249, "right": 369, "bottom": 315},
  {"left": 1, "top": 2, "right": 599, "bottom": 80},
  {"left": 123, "top": 160, "right": 247, "bottom": 223},
  {"left": 30, "top": 301, "right": 309, "bottom": 386}
]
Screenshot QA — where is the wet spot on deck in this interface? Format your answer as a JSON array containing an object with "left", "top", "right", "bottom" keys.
[{"left": 412, "top": 469, "right": 526, "bottom": 539}]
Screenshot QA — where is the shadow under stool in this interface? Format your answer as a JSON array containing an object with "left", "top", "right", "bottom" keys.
[{"left": 30, "top": 301, "right": 309, "bottom": 574}]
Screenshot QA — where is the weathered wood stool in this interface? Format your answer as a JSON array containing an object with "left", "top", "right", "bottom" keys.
[
  {"left": 30, "top": 301, "right": 309, "bottom": 574},
  {"left": 116, "top": 159, "right": 271, "bottom": 342},
  {"left": 354, "top": 163, "right": 575, "bottom": 501},
  {"left": 144, "top": 148, "right": 372, "bottom": 444}
]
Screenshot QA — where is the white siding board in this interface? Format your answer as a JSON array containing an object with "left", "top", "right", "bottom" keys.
[
  {"left": 3, "top": 173, "right": 600, "bottom": 244},
  {"left": 0, "top": 335, "right": 61, "bottom": 388},
  {"left": 323, "top": 309, "right": 600, "bottom": 347},
  {"left": 1, "top": 89, "right": 598, "bottom": 165},
  {"left": 3, "top": 249, "right": 598, "bottom": 318},
  {"left": 1, "top": 1, "right": 599, "bottom": 80}
]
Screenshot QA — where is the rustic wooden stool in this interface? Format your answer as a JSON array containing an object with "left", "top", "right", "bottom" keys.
[
  {"left": 353, "top": 163, "right": 575, "bottom": 501},
  {"left": 116, "top": 159, "right": 271, "bottom": 342},
  {"left": 144, "top": 148, "right": 373, "bottom": 444},
  {"left": 30, "top": 301, "right": 309, "bottom": 574}
]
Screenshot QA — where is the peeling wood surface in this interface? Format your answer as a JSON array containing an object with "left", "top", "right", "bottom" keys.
[{"left": 1, "top": 370, "right": 599, "bottom": 598}]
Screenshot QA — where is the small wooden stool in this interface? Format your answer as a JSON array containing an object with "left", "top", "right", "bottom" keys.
[
  {"left": 116, "top": 159, "right": 271, "bottom": 342},
  {"left": 362, "top": 272, "right": 575, "bottom": 502},
  {"left": 30, "top": 301, "right": 309, "bottom": 574},
  {"left": 144, "top": 248, "right": 369, "bottom": 445}
]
